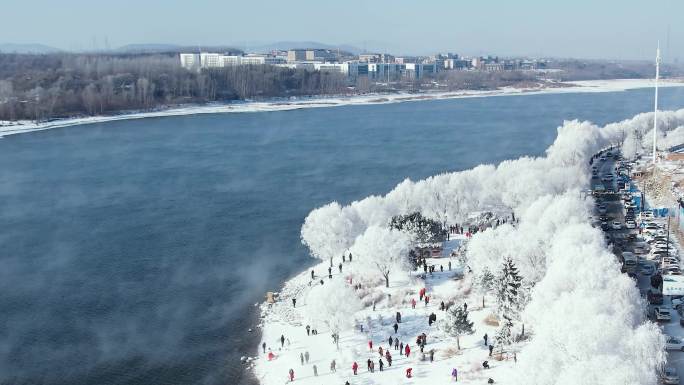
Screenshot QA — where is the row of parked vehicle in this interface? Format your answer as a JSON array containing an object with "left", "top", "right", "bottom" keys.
[{"left": 591, "top": 149, "right": 680, "bottom": 384}]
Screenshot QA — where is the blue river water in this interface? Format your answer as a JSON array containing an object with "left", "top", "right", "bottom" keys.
[{"left": 1, "top": 87, "right": 683, "bottom": 385}]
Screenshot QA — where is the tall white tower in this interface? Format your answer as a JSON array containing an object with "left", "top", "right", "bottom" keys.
[{"left": 653, "top": 42, "right": 661, "bottom": 165}]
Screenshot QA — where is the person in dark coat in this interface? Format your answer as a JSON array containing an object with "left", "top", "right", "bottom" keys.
[
  {"left": 393, "top": 323, "right": 398, "bottom": 333},
  {"left": 292, "top": 298, "right": 296, "bottom": 307},
  {"left": 311, "top": 270, "right": 314, "bottom": 279},
  {"left": 389, "top": 336, "right": 393, "bottom": 346},
  {"left": 262, "top": 342, "right": 266, "bottom": 353},
  {"left": 280, "top": 335, "right": 285, "bottom": 348},
  {"left": 483, "top": 333, "right": 488, "bottom": 346},
  {"left": 488, "top": 344, "right": 494, "bottom": 357},
  {"left": 378, "top": 358, "right": 384, "bottom": 371}
]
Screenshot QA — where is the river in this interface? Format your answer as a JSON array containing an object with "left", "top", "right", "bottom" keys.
[{"left": 1, "top": 87, "right": 683, "bottom": 385}]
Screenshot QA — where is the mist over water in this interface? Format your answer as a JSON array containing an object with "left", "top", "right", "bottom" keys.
[{"left": 1, "top": 87, "right": 683, "bottom": 385}]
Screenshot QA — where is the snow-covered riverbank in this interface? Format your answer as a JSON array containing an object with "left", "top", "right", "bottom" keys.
[
  {"left": 2, "top": 78, "right": 682, "bottom": 139},
  {"left": 253, "top": 108, "right": 684, "bottom": 385}
]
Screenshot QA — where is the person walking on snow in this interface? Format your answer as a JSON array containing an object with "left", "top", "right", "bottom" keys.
[
  {"left": 406, "top": 367, "right": 413, "bottom": 378},
  {"left": 300, "top": 353, "right": 304, "bottom": 365},
  {"left": 311, "top": 270, "right": 314, "bottom": 279},
  {"left": 386, "top": 351, "right": 392, "bottom": 366},
  {"left": 368, "top": 340, "right": 373, "bottom": 351},
  {"left": 262, "top": 342, "right": 266, "bottom": 353},
  {"left": 389, "top": 336, "right": 393, "bottom": 346},
  {"left": 338, "top": 263, "right": 342, "bottom": 273},
  {"left": 288, "top": 368, "right": 294, "bottom": 382},
  {"left": 292, "top": 298, "right": 296, "bottom": 307},
  {"left": 400, "top": 342, "right": 404, "bottom": 355},
  {"left": 306, "top": 325, "right": 310, "bottom": 336},
  {"left": 352, "top": 361, "right": 358, "bottom": 375},
  {"left": 451, "top": 368, "right": 458, "bottom": 381},
  {"left": 367, "top": 358, "right": 372, "bottom": 371},
  {"left": 378, "top": 346, "right": 383, "bottom": 357},
  {"left": 488, "top": 344, "right": 494, "bottom": 357},
  {"left": 411, "top": 298, "right": 417, "bottom": 309},
  {"left": 483, "top": 333, "right": 488, "bottom": 346},
  {"left": 379, "top": 358, "right": 384, "bottom": 371},
  {"left": 405, "top": 344, "right": 411, "bottom": 358},
  {"left": 393, "top": 323, "right": 398, "bottom": 334},
  {"left": 280, "top": 335, "right": 285, "bottom": 348},
  {"left": 394, "top": 338, "right": 399, "bottom": 350},
  {"left": 330, "top": 359, "right": 336, "bottom": 373},
  {"left": 304, "top": 351, "right": 309, "bottom": 363},
  {"left": 313, "top": 364, "right": 318, "bottom": 376}
]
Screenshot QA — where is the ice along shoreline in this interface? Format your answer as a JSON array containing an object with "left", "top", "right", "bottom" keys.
[{"left": 1, "top": 78, "right": 683, "bottom": 139}]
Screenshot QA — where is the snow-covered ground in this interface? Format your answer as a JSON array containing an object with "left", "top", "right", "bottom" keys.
[
  {"left": 254, "top": 248, "right": 519, "bottom": 385},
  {"left": 2, "top": 78, "right": 682, "bottom": 139}
]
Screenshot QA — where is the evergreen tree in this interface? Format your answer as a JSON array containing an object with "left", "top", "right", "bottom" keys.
[
  {"left": 495, "top": 315, "right": 514, "bottom": 354},
  {"left": 476, "top": 267, "right": 495, "bottom": 308},
  {"left": 495, "top": 257, "right": 523, "bottom": 320},
  {"left": 441, "top": 304, "right": 474, "bottom": 350}
]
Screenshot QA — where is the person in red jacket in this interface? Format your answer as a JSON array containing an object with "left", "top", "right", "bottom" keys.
[
  {"left": 352, "top": 361, "right": 358, "bottom": 375},
  {"left": 405, "top": 344, "right": 411, "bottom": 357},
  {"left": 288, "top": 368, "right": 294, "bottom": 382},
  {"left": 406, "top": 367, "right": 413, "bottom": 378},
  {"left": 368, "top": 340, "right": 373, "bottom": 351}
]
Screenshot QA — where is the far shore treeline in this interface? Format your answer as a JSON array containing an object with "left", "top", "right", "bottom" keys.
[{"left": 0, "top": 52, "right": 680, "bottom": 122}]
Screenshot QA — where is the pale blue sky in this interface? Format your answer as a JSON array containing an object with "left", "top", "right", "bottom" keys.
[{"left": 3, "top": 0, "right": 682, "bottom": 60}]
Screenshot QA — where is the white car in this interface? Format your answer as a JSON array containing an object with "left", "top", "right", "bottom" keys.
[
  {"left": 662, "top": 367, "right": 679, "bottom": 385},
  {"left": 625, "top": 221, "right": 636, "bottom": 229},
  {"left": 612, "top": 221, "right": 622, "bottom": 230},
  {"left": 666, "top": 337, "right": 684, "bottom": 350},
  {"left": 654, "top": 307, "right": 672, "bottom": 321}
]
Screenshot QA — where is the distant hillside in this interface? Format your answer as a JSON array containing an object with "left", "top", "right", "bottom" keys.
[
  {"left": 247, "top": 41, "right": 363, "bottom": 54},
  {"left": 0, "top": 43, "right": 61, "bottom": 54},
  {"left": 115, "top": 44, "right": 242, "bottom": 54}
]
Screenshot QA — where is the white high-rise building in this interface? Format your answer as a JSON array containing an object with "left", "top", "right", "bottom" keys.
[
  {"left": 200, "top": 53, "right": 222, "bottom": 68},
  {"left": 179, "top": 53, "right": 200, "bottom": 70}
]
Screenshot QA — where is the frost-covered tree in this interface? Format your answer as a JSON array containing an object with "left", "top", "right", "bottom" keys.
[
  {"left": 476, "top": 267, "right": 495, "bottom": 308},
  {"left": 389, "top": 211, "right": 447, "bottom": 245},
  {"left": 441, "top": 304, "right": 474, "bottom": 350},
  {"left": 496, "top": 257, "right": 523, "bottom": 321},
  {"left": 351, "top": 226, "right": 411, "bottom": 287},
  {"left": 301, "top": 202, "right": 359, "bottom": 267},
  {"left": 306, "top": 279, "right": 362, "bottom": 349},
  {"left": 495, "top": 315, "right": 514, "bottom": 354}
]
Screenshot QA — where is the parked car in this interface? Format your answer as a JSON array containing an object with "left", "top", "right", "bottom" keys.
[
  {"left": 598, "top": 205, "right": 608, "bottom": 214},
  {"left": 666, "top": 336, "right": 684, "bottom": 350},
  {"left": 612, "top": 221, "right": 622, "bottom": 230},
  {"left": 662, "top": 367, "right": 680, "bottom": 385},
  {"left": 625, "top": 221, "right": 636, "bottom": 229},
  {"left": 640, "top": 264, "right": 655, "bottom": 275},
  {"left": 654, "top": 307, "right": 672, "bottom": 321}
]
